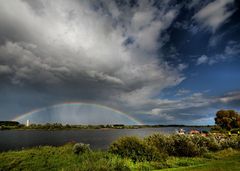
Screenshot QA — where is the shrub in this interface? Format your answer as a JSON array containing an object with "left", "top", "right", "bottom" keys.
[
  {"left": 205, "top": 135, "right": 221, "bottom": 151},
  {"left": 170, "top": 135, "right": 200, "bottom": 157},
  {"left": 109, "top": 136, "right": 163, "bottom": 162},
  {"left": 237, "top": 136, "right": 240, "bottom": 149},
  {"left": 189, "top": 134, "right": 227, "bottom": 153},
  {"left": 73, "top": 143, "right": 91, "bottom": 155},
  {"left": 145, "top": 134, "right": 174, "bottom": 155},
  {"left": 220, "top": 137, "right": 238, "bottom": 149},
  {"left": 145, "top": 134, "right": 216, "bottom": 157},
  {"left": 230, "top": 128, "right": 240, "bottom": 134}
]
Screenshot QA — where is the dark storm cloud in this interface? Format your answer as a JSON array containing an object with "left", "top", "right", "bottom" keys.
[{"left": 0, "top": 0, "right": 184, "bottom": 120}]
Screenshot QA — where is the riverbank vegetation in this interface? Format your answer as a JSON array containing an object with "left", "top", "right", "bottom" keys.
[
  {"left": 0, "top": 122, "right": 212, "bottom": 130},
  {"left": 1, "top": 110, "right": 240, "bottom": 170},
  {"left": 0, "top": 133, "right": 240, "bottom": 171},
  {"left": 1, "top": 109, "right": 239, "bottom": 132}
]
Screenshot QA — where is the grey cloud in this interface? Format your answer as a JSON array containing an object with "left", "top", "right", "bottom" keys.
[
  {"left": 138, "top": 90, "right": 240, "bottom": 124},
  {"left": 225, "top": 41, "right": 240, "bottom": 56},
  {"left": 187, "top": 0, "right": 202, "bottom": 9},
  {"left": 208, "top": 33, "right": 225, "bottom": 47},
  {"left": 176, "top": 89, "right": 191, "bottom": 96},
  {"left": 0, "top": 0, "right": 184, "bottom": 120},
  {"left": 219, "top": 91, "right": 240, "bottom": 104},
  {"left": 132, "top": 91, "right": 220, "bottom": 124},
  {"left": 0, "top": 65, "right": 12, "bottom": 75}
]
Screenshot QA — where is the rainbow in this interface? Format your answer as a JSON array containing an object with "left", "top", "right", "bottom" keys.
[{"left": 12, "top": 102, "right": 143, "bottom": 125}]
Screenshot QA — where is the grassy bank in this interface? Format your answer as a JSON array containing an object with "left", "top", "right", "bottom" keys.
[
  {"left": 0, "top": 143, "right": 239, "bottom": 171},
  {"left": 1, "top": 133, "right": 240, "bottom": 170},
  {"left": 160, "top": 149, "right": 240, "bottom": 171}
]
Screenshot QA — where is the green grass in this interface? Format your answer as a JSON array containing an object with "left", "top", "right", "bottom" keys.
[
  {"left": 0, "top": 144, "right": 239, "bottom": 171},
  {"left": 0, "top": 143, "right": 159, "bottom": 171},
  {"left": 158, "top": 148, "right": 240, "bottom": 171}
]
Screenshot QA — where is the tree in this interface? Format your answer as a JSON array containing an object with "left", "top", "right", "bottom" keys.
[{"left": 215, "top": 110, "right": 240, "bottom": 130}]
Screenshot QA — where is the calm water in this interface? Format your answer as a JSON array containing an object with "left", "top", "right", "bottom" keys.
[{"left": 0, "top": 127, "right": 209, "bottom": 151}]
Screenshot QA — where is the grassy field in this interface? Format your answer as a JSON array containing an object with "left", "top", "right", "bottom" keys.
[{"left": 0, "top": 144, "right": 239, "bottom": 171}]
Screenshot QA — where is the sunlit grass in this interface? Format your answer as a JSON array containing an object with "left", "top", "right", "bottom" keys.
[
  {"left": 0, "top": 144, "right": 239, "bottom": 171},
  {"left": 157, "top": 148, "right": 240, "bottom": 171}
]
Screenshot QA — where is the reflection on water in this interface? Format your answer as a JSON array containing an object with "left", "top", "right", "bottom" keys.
[{"left": 0, "top": 127, "right": 210, "bottom": 151}]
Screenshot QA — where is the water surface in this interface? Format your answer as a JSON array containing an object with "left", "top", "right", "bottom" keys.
[{"left": 0, "top": 127, "right": 209, "bottom": 151}]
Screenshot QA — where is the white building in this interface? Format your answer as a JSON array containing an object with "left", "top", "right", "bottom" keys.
[{"left": 26, "top": 120, "right": 30, "bottom": 127}]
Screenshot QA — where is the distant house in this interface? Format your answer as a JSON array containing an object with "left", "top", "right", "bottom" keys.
[{"left": 189, "top": 130, "right": 200, "bottom": 134}]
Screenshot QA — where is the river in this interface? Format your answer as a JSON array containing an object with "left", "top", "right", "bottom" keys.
[{"left": 0, "top": 127, "right": 210, "bottom": 151}]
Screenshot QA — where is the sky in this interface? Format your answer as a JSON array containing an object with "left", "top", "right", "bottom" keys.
[{"left": 0, "top": 0, "right": 240, "bottom": 125}]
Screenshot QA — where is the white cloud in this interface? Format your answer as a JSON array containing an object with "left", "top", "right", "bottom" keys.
[
  {"left": 196, "top": 40, "right": 240, "bottom": 66},
  {"left": 196, "top": 55, "right": 208, "bottom": 65},
  {"left": 150, "top": 108, "right": 174, "bottom": 120},
  {"left": 178, "top": 63, "right": 188, "bottom": 71},
  {"left": 176, "top": 89, "right": 191, "bottom": 96},
  {"left": 193, "top": 0, "right": 235, "bottom": 32},
  {"left": 156, "top": 92, "right": 215, "bottom": 111}
]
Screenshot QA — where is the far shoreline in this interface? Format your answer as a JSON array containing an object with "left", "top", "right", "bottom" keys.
[{"left": 0, "top": 122, "right": 213, "bottom": 131}]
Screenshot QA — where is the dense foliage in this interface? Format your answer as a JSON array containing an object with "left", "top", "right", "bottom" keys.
[
  {"left": 73, "top": 143, "right": 91, "bottom": 154},
  {"left": 145, "top": 134, "right": 174, "bottom": 155},
  {"left": 215, "top": 110, "right": 240, "bottom": 130},
  {"left": 0, "top": 134, "right": 240, "bottom": 171},
  {"left": 109, "top": 133, "right": 240, "bottom": 160},
  {"left": 108, "top": 136, "right": 164, "bottom": 162}
]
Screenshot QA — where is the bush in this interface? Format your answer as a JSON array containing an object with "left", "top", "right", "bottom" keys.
[
  {"left": 170, "top": 135, "right": 200, "bottom": 157},
  {"left": 220, "top": 137, "right": 238, "bottom": 149},
  {"left": 110, "top": 133, "right": 240, "bottom": 160},
  {"left": 206, "top": 135, "right": 221, "bottom": 151},
  {"left": 230, "top": 128, "right": 240, "bottom": 134},
  {"left": 237, "top": 136, "right": 240, "bottom": 149},
  {"left": 190, "top": 135, "right": 209, "bottom": 154},
  {"left": 145, "top": 134, "right": 174, "bottom": 155},
  {"left": 73, "top": 143, "right": 91, "bottom": 155},
  {"left": 109, "top": 136, "right": 163, "bottom": 162},
  {"left": 145, "top": 134, "right": 216, "bottom": 157}
]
